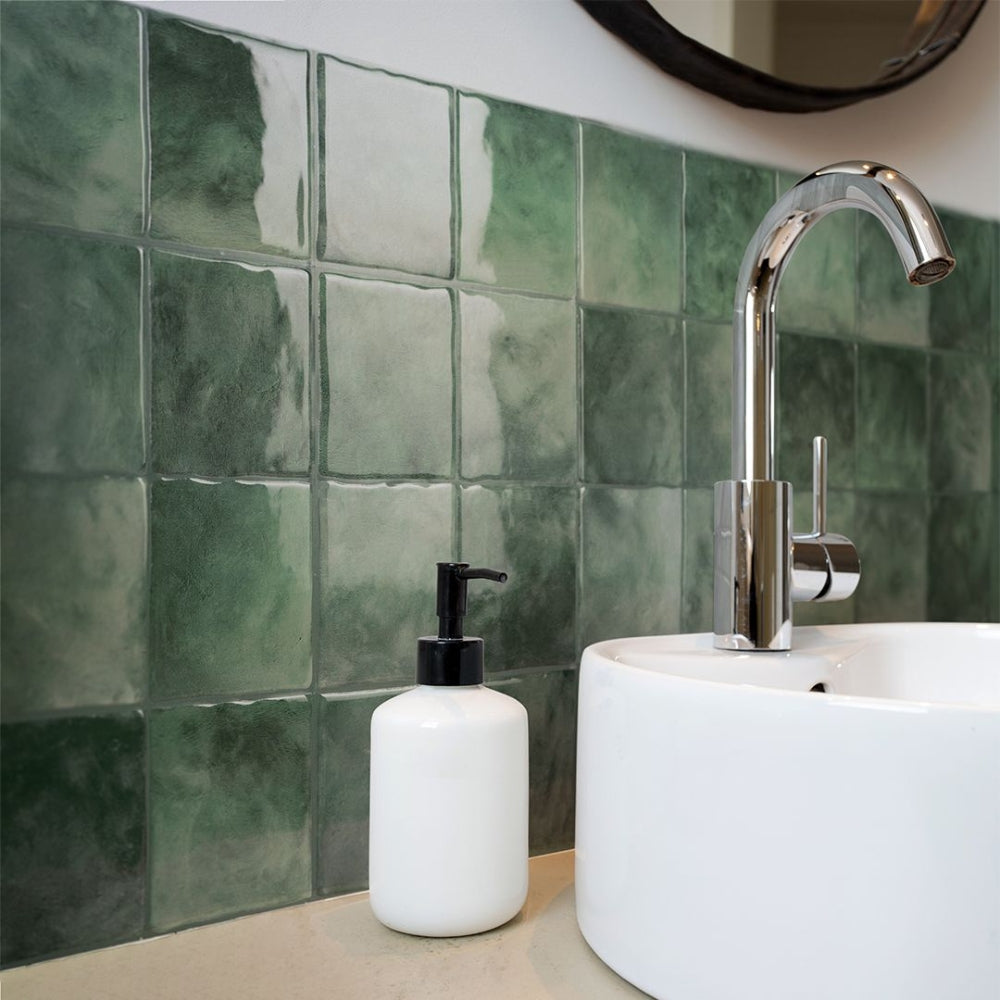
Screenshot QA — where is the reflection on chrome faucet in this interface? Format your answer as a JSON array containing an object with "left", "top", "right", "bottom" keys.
[{"left": 714, "top": 162, "right": 955, "bottom": 651}]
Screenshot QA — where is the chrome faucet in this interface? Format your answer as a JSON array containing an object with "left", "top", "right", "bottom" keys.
[{"left": 714, "top": 162, "right": 955, "bottom": 651}]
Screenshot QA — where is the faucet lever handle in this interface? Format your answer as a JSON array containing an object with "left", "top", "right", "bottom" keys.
[
  {"left": 811, "top": 436, "right": 827, "bottom": 536},
  {"left": 794, "top": 434, "right": 860, "bottom": 604}
]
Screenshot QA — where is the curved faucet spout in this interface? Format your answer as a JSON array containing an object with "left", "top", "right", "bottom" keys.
[{"left": 732, "top": 161, "right": 954, "bottom": 483}]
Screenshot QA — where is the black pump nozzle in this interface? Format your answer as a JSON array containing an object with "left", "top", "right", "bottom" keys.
[
  {"left": 418, "top": 562, "right": 507, "bottom": 685},
  {"left": 436, "top": 563, "right": 508, "bottom": 639}
]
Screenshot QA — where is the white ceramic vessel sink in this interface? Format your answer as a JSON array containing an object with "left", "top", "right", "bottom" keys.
[{"left": 575, "top": 623, "right": 1000, "bottom": 1000}]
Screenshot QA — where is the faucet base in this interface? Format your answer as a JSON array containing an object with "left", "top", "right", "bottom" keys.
[{"left": 714, "top": 480, "right": 793, "bottom": 651}]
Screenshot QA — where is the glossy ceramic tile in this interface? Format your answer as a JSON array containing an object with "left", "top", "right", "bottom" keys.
[
  {"left": 149, "top": 17, "right": 308, "bottom": 255},
  {"left": 775, "top": 173, "right": 856, "bottom": 337},
  {"left": 580, "top": 124, "right": 682, "bottom": 312},
  {"left": 150, "top": 479, "right": 311, "bottom": 699},
  {"left": 1, "top": 230, "right": 143, "bottom": 475},
  {"left": 777, "top": 333, "right": 855, "bottom": 493},
  {"left": 460, "top": 291, "right": 576, "bottom": 481},
  {"left": 681, "top": 488, "right": 714, "bottom": 634},
  {"left": 317, "top": 692, "right": 395, "bottom": 895},
  {"left": 460, "top": 485, "right": 578, "bottom": 670},
  {"left": 929, "top": 210, "right": 996, "bottom": 354},
  {"left": 854, "top": 493, "right": 928, "bottom": 622},
  {"left": 1, "top": 713, "right": 145, "bottom": 965},
  {"left": 321, "top": 59, "right": 451, "bottom": 275},
  {"left": 580, "top": 486, "right": 683, "bottom": 648},
  {"left": 928, "top": 494, "right": 998, "bottom": 623},
  {"left": 322, "top": 275, "right": 452, "bottom": 477},
  {"left": 1, "top": 478, "right": 147, "bottom": 716},
  {"left": 929, "top": 353, "right": 995, "bottom": 492},
  {"left": 319, "top": 482, "right": 454, "bottom": 688},
  {"left": 491, "top": 669, "right": 577, "bottom": 852},
  {"left": 684, "top": 152, "right": 774, "bottom": 321},
  {"left": 151, "top": 253, "right": 309, "bottom": 476},
  {"left": 857, "top": 212, "right": 931, "bottom": 346},
  {"left": 149, "top": 699, "right": 311, "bottom": 931},
  {"left": 0, "top": 1, "right": 142, "bottom": 234},
  {"left": 856, "top": 345, "right": 928, "bottom": 491},
  {"left": 459, "top": 94, "right": 576, "bottom": 295},
  {"left": 685, "top": 319, "right": 732, "bottom": 486},
  {"left": 583, "top": 308, "right": 683, "bottom": 486}
]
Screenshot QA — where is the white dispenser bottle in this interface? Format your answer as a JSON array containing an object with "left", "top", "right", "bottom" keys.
[{"left": 369, "top": 562, "right": 529, "bottom": 937}]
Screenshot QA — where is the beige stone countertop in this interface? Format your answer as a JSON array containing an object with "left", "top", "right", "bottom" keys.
[{"left": 2, "top": 850, "right": 649, "bottom": 999}]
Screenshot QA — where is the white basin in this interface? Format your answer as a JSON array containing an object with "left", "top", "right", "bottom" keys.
[{"left": 575, "top": 623, "right": 1000, "bottom": 1000}]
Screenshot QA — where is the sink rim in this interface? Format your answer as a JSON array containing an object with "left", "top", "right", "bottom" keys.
[{"left": 584, "top": 621, "right": 1000, "bottom": 714}]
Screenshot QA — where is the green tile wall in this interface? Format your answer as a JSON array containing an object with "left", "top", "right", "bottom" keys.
[{"left": 2, "top": 0, "right": 998, "bottom": 967}]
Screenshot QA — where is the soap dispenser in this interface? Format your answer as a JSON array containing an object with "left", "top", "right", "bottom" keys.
[{"left": 368, "top": 562, "right": 529, "bottom": 937}]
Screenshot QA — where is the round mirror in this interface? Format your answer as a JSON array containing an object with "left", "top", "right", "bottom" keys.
[{"left": 577, "top": 0, "right": 987, "bottom": 112}]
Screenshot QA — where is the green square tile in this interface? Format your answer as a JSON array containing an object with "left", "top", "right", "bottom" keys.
[
  {"left": 1, "top": 478, "right": 147, "bottom": 716},
  {"left": 928, "top": 494, "right": 997, "bottom": 622},
  {"left": 319, "top": 482, "right": 454, "bottom": 688},
  {"left": 580, "top": 125, "right": 682, "bottom": 312},
  {"left": 856, "top": 345, "right": 927, "bottom": 491},
  {"left": 318, "top": 691, "right": 395, "bottom": 895},
  {"left": 681, "top": 487, "right": 714, "bottom": 634},
  {"left": 929, "top": 210, "right": 996, "bottom": 354},
  {"left": 321, "top": 59, "right": 452, "bottom": 275},
  {"left": 151, "top": 253, "right": 310, "bottom": 476},
  {"left": 854, "top": 493, "right": 928, "bottom": 622},
  {"left": 459, "top": 94, "right": 576, "bottom": 295},
  {"left": 460, "top": 291, "right": 576, "bottom": 481},
  {"left": 149, "top": 17, "right": 308, "bottom": 255},
  {"left": 581, "top": 486, "right": 682, "bottom": 647},
  {"left": 460, "top": 485, "right": 578, "bottom": 670},
  {"left": 857, "top": 213, "right": 931, "bottom": 346},
  {"left": 777, "top": 334, "right": 855, "bottom": 494},
  {"left": 1, "top": 230, "right": 142, "bottom": 475},
  {"left": 685, "top": 319, "right": 732, "bottom": 486},
  {"left": 775, "top": 174, "right": 856, "bottom": 337},
  {"left": 583, "top": 307, "right": 683, "bottom": 486},
  {"left": 150, "top": 479, "right": 311, "bottom": 699},
  {"left": 684, "top": 153, "right": 774, "bottom": 321},
  {"left": 929, "top": 353, "right": 995, "bottom": 492},
  {"left": 1, "top": 713, "right": 145, "bottom": 965},
  {"left": 149, "top": 699, "right": 311, "bottom": 932},
  {"left": 0, "top": 1, "right": 142, "bottom": 234},
  {"left": 322, "top": 276, "right": 452, "bottom": 478},
  {"left": 491, "top": 669, "right": 577, "bottom": 853}
]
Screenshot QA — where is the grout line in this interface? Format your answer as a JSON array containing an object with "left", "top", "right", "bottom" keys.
[
  {"left": 137, "top": 6, "right": 155, "bottom": 944},
  {"left": 680, "top": 150, "right": 689, "bottom": 330},
  {"left": 451, "top": 87, "right": 463, "bottom": 558},
  {"left": 307, "top": 45, "right": 325, "bottom": 903},
  {"left": 574, "top": 120, "right": 586, "bottom": 664},
  {"left": 138, "top": 11, "right": 152, "bottom": 238}
]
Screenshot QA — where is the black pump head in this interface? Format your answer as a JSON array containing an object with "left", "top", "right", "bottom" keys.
[{"left": 417, "top": 562, "right": 507, "bottom": 685}]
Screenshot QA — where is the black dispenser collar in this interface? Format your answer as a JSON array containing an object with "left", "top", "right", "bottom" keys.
[{"left": 417, "top": 562, "right": 507, "bottom": 685}]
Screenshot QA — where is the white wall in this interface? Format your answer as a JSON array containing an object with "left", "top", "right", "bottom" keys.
[{"left": 133, "top": 0, "right": 999, "bottom": 218}]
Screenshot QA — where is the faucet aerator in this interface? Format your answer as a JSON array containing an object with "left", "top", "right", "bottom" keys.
[{"left": 910, "top": 257, "right": 955, "bottom": 284}]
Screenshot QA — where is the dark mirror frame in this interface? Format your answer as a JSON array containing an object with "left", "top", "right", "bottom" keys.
[{"left": 577, "top": 0, "right": 987, "bottom": 112}]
